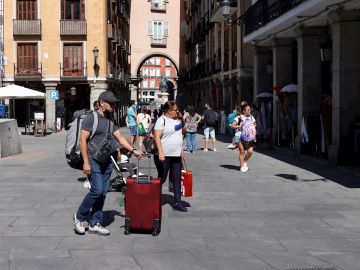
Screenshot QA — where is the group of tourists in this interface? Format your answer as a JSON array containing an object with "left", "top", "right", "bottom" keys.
[{"left": 72, "top": 89, "right": 257, "bottom": 236}]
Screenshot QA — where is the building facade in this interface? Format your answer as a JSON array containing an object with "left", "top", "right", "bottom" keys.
[
  {"left": 139, "top": 56, "right": 177, "bottom": 104},
  {"left": 242, "top": 0, "right": 360, "bottom": 166},
  {"left": 129, "top": 0, "right": 182, "bottom": 106},
  {"left": 180, "top": 0, "right": 253, "bottom": 113},
  {"left": 3, "top": 0, "right": 131, "bottom": 128}
]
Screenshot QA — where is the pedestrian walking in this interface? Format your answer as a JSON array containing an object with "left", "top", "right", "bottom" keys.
[
  {"left": 183, "top": 105, "right": 201, "bottom": 153},
  {"left": 202, "top": 103, "right": 218, "bottom": 152},
  {"left": 154, "top": 101, "right": 188, "bottom": 212},
  {"left": 127, "top": 100, "right": 137, "bottom": 148},
  {"left": 232, "top": 103, "right": 256, "bottom": 173},
  {"left": 74, "top": 91, "right": 142, "bottom": 235},
  {"left": 136, "top": 107, "right": 151, "bottom": 152}
]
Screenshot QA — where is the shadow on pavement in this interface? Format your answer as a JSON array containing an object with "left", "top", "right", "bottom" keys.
[
  {"left": 103, "top": 210, "right": 123, "bottom": 227},
  {"left": 162, "top": 194, "right": 191, "bottom": 207},
  {"left": 256, "top": 143, "right": 360, "bottom": 188},
  {"left": 220, "top": 164, "right": 240, "bottom": 171}
]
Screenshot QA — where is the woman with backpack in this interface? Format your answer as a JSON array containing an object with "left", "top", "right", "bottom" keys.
[
  {"left": 231, "top": 104, "right": 256, "bottom": 173},
  {"left": 183, "top": 106, "right": 201, "bottom": 153}
]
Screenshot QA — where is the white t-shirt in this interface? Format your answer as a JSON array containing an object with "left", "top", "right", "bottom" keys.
[
  {"left": 137, "top": 113, "right": 151, "bottom": 129},
  {"left": 154, "top": 116, "right": 183, "bottom": 157}
]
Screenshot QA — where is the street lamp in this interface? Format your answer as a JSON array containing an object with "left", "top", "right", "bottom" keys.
[
  {"left": 70, "top": 86, "right": 76, "bottom": 96},
  {"left": 221, "top": 0, "right": 232, "bottom": 25},
  {"left": 92, "top": 47, "right": 99, "bottom": 80}
]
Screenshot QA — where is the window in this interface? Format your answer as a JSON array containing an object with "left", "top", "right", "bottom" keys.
[
  {"left": 61, "top": 0, "right": 85, "bottom": 20},
  {"left": 150, "top": 80, "right": 155, "bottom": 88},
  {"left": 148, "top": 20, "right": 168, "bottom": 39},
  {"left": 155, "top": 57, "right": 160, "bottom": 65},
  {"left": 17, "top": 43, "right": 38, "bottom": 75},
  {"left": 150, "top": 68, "right": 155, "bottom": 77},
  {"left": 165, "top": 68, "right": 170, "bottom": 77},
  {"left": 17, "top": 0, "right": 37, "bottom": 20},
  {"left": 165, "top": 58, "right": 171, "bottom": 66},
  {"left": 142, "top": 80, "right": 148, "bottom": 88},
  {"left": 63, "top": 44, "right": 84, "bottom": 76},
  {"left": 149, "top": 58, "right": 155, "bottom": 65},
  {"left": 150, "top": 91, "right": 155, "bottom": 96},
  {"left": 143, "top": 91, "right": 148, "bottom": 96},
  {"left": 142, "top": 68, "right": 148, "bottom": 76},
  {"left": 156, "top": 68, "right": 160, "bottom": 77}
]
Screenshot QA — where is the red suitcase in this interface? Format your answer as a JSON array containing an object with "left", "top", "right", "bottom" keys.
[{"left": 124, "top": 155, "right": 162, "bottom": 236}]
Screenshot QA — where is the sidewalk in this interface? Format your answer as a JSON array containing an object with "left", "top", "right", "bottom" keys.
[{"left": 0, "top": 129, "right": 360, "bottom": 270}]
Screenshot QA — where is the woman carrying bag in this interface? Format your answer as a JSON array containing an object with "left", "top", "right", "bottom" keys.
[
  {"left": 154, "top": 101, "right": 188, "bottom": 212},
  {"left": 136, "top": 107, "right": 151, "bottom": 152}
]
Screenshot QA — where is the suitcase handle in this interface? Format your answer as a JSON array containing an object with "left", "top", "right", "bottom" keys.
[{"left": 136, "top": 153, "right": 152, "bottom": 184}]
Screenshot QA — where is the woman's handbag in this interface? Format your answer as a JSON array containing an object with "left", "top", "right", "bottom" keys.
[{"left": 137, "top": 122, "right": 146, "bottom": 135}]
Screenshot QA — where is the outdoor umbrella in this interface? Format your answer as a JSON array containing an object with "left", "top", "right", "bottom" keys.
[
  {"left": 256, "top": 92, "right": 273, "bottom": 98},
  {"left": 280, "top": 84, "right": 298, "bottom": 93},
  {"left": 0, "top": 84, "right": 45, "bottom": 118}
]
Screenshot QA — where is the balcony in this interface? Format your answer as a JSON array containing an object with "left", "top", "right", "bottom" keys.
[
  {"left": 13, "top": 19, "right": 41, "bottom": 35},
  {"left": 14, "top": 64, "right": 42, "bottom": 80},
  {"left": 242, "top": 0, "right": 307, "bottom": 36},
  {"left": 210, "top": 0, "right": 237, "bottom": 23},
  {"left": 151, "top": 1, "right": 166, "bottom": 12},
  {"left": 60, "top": 20, "right": 87, "bottom": 35},
  {"left": 60, "top": 62, "right": 87, "bottom": 80},
  {"left": 150, "top": 37, "right": 167, "bottom": 47}
]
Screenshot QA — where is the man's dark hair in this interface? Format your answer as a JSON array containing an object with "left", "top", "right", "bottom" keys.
[
  {"left": 93, "top": 100, "right": 99, "bottom": 109},
  {"left": 128, "top": 100, "right": 135, "bottom": 107}
]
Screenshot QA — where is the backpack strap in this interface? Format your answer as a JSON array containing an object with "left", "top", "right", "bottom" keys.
[{"left": 90, "top": 111, "right": 98, "bottom": 140}]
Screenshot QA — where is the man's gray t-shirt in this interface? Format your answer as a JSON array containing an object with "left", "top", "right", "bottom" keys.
[
  {"left": 154, "top": 116, "right": 183, "bottom": 157},
  {"left": 81, "top": 112, "right": 119, "bottom": 154}
]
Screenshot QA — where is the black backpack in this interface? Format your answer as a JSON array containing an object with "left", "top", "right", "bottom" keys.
[{"left": 205, "top": 109, "right": 218, "bottom": 127}]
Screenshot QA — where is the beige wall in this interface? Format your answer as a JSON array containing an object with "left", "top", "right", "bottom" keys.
[
  {"left": 130, "top": 0, "right": 181, "bottom": 76},
  {"left": 4, "top": 0, "right": 108, "bottom": 81}
]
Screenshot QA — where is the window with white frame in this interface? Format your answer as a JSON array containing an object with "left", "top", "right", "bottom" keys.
[
  {"left": 165, "top": 58, "right": 171, "bottom": 66},
  {"left": 150, "top": 80, "right": 155, "bottom": 88},
  {"left": 149, "top": 58, "right": 155, "bottom": 65},
  {"left": 155, "top": 57, "right": 160, "bottom": 65},
  {"left": 143, "top": 68, "right": 149, "bottom": 76},
  {"left": 150, "top": 91, "right": 155, "bottom": 96},
  {"left": 143, "top": 80, "right": 148, "bottom": 88},
  {"left": 156, "top": 68, "right": 160, "bottom": 77},
  {"left": 150, "top": 68, "right": 155, "bottom": 77},
  {"left": 143, "top": 91, "right": 148, "bottom": 96},
  {"left": 148, "top": 20, "right": 168, "bottom": 39},
  {"left": 165, "top": 68, "right": 171, "bottom": 77}
]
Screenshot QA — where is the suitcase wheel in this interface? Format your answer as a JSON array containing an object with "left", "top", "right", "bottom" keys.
[
  {"left": 124, "top": 229, "right": 130, "bottom": 235},
  {"left": 152, "top": 229, "right": 159, "bottom": 237}
]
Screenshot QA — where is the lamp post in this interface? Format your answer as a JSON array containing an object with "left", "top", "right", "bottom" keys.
[
  {"left": 92, "top": 47, "right": 99, "bottom": 82},
  {"left": 221, "top": 0, "right": 232, "bottom": 25}
]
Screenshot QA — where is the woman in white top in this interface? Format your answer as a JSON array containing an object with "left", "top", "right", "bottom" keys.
[
  {"left": 154, "top": 101, "right": 187, "bottom": 212},
  {"left": 136, "top": 107, "right": 151, "bottom": 152}
]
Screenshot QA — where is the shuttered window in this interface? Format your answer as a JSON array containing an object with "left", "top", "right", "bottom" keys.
[
  {"left": 17, "top": 43, "right": 38, "bottom": 75},
  {"left": 61, "top": 0, "right": 85, "bottom": 20},
  {"left": 63, "top": 44, "right": 83, "bottom": 76},
  {"left": 148, "top": 21, "right": 169, "bottom": 37},
  {"left": 17, "top": 0, "right": 37, "bottom": 20}
]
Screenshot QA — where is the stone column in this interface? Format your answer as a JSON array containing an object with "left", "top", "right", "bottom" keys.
[
  {"left": 253, "top": 46, "right": 272, "bottom": 100},
  {"left": 295, "top": 27, "right": 325, "bottom": 153},
  {"left": 90, "top": 83, "right": 108, "bottom": 109},
  {"left": 271, "top": 39, "right": 293, "bottom": 148},
  {"left": 45, "top": 83, "right": 57, "bottom": 131},
  {"left": 328, "top": 10, "right": 360, "bottom": 166}
]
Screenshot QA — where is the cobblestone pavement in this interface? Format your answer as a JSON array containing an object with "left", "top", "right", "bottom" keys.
[{"left": 0, "top": 129, "right": 360, "bottom": 270}]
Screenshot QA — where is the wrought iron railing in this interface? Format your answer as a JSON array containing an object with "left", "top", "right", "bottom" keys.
[
  {"left": 242, "top": 0, "right": 307, "bottom": 35},
  {"left": 60, "top": 62, "right": 87, "bottom": 77},
  {"left": 14, "top": 63, "right": 42, "bottom": 78},
  {"left": 151, "top": 37, "right": 167, "bottom": 47},
  {"left": 60, "top": 20, "right": 87, "bottom": 35},
  {"left": 13, "top": 19, "right": 41, "bottom": 35}
]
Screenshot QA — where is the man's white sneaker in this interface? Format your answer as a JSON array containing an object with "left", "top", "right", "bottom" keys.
[
  {"left": 240, "top": 166, "right": 247, "bottom": 173},
  {"left": 73, "top": 213, "right": 86, "bottom": 235},
  {"left": 227, "top": 144, "right": 236, "bottom": 149},
  {"left": 213, "top": 148, "right": 217, "bottom": 152},
  {"left": 89, "top": 223, "right": 110, "bottom": 236},
  {"left": 203, "top": 148, "right": 208, "bottom": 152}
]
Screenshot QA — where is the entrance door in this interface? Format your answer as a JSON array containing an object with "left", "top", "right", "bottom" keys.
[{"left": 63, "top": 44, "right": 83, "bottom": 76}]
